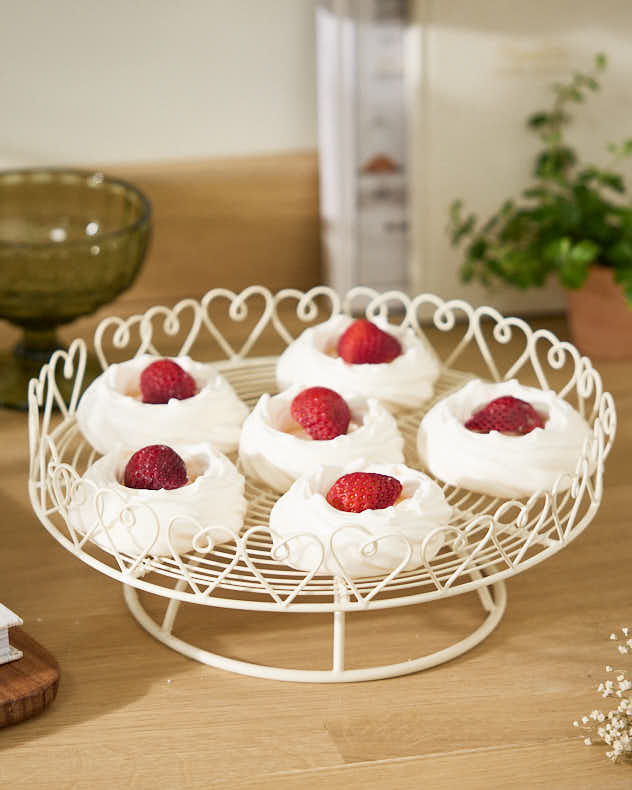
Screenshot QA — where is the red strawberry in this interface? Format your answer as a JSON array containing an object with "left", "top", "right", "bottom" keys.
[
  {"left": 326, "top": 472, "right": 402, "bottom": 513},
  {"left": 140, "top": 359, "right": 196, "bottom": 404},
  {"left": 465, "top": 395, "right": 545, "bottom": 436},
  {"left": 124, "top": 444, "right": 188, "bottom": 490},
  {"left": 290, "top": 387, "right": 351, "bottom": 440},
  {"left": 337, "top": 319, "right": 402, "bottom": 364}
]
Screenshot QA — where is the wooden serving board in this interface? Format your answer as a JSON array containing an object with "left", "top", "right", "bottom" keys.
[{"left": 0, "top": 628, "right": 59, "bottom": 728}]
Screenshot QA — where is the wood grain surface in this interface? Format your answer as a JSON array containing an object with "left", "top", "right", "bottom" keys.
[
  {"left": 0, "top": 629, "right": 59, "bottom": 728},
  {"left": 114, "top": 152, "right": 321, "bottom": 305},
  {"left": 0, "top": 157, "right": 631, "bottom": 789}
]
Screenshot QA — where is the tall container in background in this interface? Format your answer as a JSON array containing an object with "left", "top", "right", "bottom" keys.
[{"left": 316, "top": 0, "right": 410, "bottom": 294}]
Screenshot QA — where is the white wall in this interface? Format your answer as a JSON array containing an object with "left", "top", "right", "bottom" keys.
[
  {"left": 0, "top": 0, "right": 318, "bottom": 168},
  {"left": 410, "top": 0, "right": 632, "bottom": 313}
]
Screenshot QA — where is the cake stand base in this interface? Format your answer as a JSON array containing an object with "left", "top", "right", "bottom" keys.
[{"left": 123, "top": 571, "right": 507, "bottom": 683}]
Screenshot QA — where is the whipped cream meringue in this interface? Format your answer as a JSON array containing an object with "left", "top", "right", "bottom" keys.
[
  {"left": 76, "top": 354, "right": 249, "bottom": 454},
  {"left": 276, "top": 315, "right": 440, "bottom": 409},
  {"left": 238, "top": 386, "right": 405, "bottom": 492},
  {"left": 269, "top": 463, "right": 452, "bottom": 577},
  {"left": 417, "top": 378, "right": 594, "bottom": 498},
  {"left": 68, "top": 442, "right": 246, "bottom": 557}
]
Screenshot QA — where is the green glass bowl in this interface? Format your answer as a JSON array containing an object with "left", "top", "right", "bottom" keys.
[{"left": 0, "top": 169, "right": 151, "bottom": 409}]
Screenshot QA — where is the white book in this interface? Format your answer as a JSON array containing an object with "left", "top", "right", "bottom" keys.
[
  {"left": 0, "top": 602, "right": 23, "bottom": 665},
  {"left": 0, "top": 629, "right": 8, "bottom": 657}
]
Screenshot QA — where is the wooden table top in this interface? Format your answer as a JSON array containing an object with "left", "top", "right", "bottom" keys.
[{"left": 1, "top": 299, "right": 631, "bottom": 790}]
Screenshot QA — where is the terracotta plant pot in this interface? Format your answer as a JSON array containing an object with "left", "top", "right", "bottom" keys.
[{"left": 567, "top": 264, "right": 632, "bottom": 359}]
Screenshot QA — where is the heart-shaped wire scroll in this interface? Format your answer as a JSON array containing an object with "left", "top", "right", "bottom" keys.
[
  {"left": 267, "top": 529, "right": 326, "bottom": 606},
  {"left": 215, "top": 525, "right": 323, "bottom": 606},
  {"left": 271, "top": 286, "right": 342, "bottom": 346},
  {"left": 94, "top": 299, "right": 204, "bottom": 370},
  {"left": 63, "top": 478, "right": 161, "bottom": 575},
  {"left": 158, "top": 517, "right": 243, "bottom": 599},
  {"left": 28, "top": 340, "right": 87, "bottom": 476},
  {"left": 549, "top": 436, "right": 596, "bottom": 543},
  {"left": 328, "top": 524, "right": 414, "bottom": 607},
  {"left": 201, "top": 286, "right": 275, "bottom": 361},
  {"left": 425, "top": 518, "right": 500, "bottom": 593},
  {"left": 409, "top": 295, "right": 476, "bottom": 370}
]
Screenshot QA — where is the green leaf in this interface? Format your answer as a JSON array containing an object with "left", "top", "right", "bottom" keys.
[
  {"left": 534, "top": 147, "right": 577, "bottom": 179},
  {"left": 527, "top": 112, "right": 550, "bottom": 128},
  {"left": 618, "top": 210, "right": 632, "bottom": 235},
  {"left": 522, "top": 186, "right": 549, "bottom": 199},
  {"left": 559, "top": 256, "right": 591, "bottom": 289},
  {"left": 460, "top": 259, "right": 475, "bottom": 283},
  {"left": 595, "top": 52, "right": 607, "bottom": 70},
  {"left": 609, "top": 240, "right": 632, "bottom": 267},
  {"left": 543, "top": 237, "right": 572, "bottom": 265},
  {"left": 550, "top": 110, "right": 570, "bottom": 126},
  {"left": 449, "top": 199, "right": 463, "bottom": 225},
  {"left": 451, "top": 213, "right": 476, "bottom": 245},
  {"left": 597, "top": 171, "right": 625, "bottom": 193},
  {"left": 500, "top": 199, "right": 514, "bottom": 216},
  {"left": 481, "top": 214, "right": 499, "bottom": 234},
  {"left": 576, "top": 167, "right": 599, "bottom": 184},
  {"left": 546, "top": 239, "right": 597, "bottom": 288},
  {"left": 613, "top": 263, "right": 632, "bottom": 306},
  {"left": 570, "top": 239, "right": 599, "bottom": 264},
  {"left": 469, "top": 239, "right": 488, "bottom": 260}
]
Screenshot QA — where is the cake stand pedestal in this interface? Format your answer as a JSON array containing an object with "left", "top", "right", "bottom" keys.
[{"left": 123, "top": 568, "right": 507, "bottom": 682}]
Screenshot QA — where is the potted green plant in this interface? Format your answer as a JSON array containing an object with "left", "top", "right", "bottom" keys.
[{"left": 448, "top": 53, "right": 632, "bottom": 359}]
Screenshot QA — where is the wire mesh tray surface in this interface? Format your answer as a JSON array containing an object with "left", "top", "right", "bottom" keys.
[{"left": 28, "top": 286, "right": 616, "bottom": 613}]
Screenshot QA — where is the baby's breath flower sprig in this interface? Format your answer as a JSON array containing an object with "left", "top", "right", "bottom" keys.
[{"left": 575, "top": 628, "right": 632, "bottom": 763}]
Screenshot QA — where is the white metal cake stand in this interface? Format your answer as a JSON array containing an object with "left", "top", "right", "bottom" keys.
[{"left": 27, "top": 287, "right": 616, "bottom": 682}]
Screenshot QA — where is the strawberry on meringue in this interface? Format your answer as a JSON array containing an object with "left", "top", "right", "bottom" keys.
[
  {"left": 76, "top": 354, "right": 249, "bottom": 455},
  {"left": 68, "top": 442, "right": 246, "bottom": 557},
  {"left": 276, "top": 315, "right": 440, "bottom": 409},
  {"left": 238, "top": 386, "right": 405, "bottom": 492},
  {"left": 269, "top": 463, "right": 452, "bottom": 577},
  {"left": 417, "top": 378, "right": 594, "bottom": 498}
]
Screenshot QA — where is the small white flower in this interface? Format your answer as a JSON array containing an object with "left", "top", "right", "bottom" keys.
[{"left": 574, "top": 628, "right": 632, "bottom": 763}]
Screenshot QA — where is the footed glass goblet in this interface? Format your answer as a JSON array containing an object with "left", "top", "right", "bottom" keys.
[{"left": 0, "top": 169, "right": 151, "bottom": 409}]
